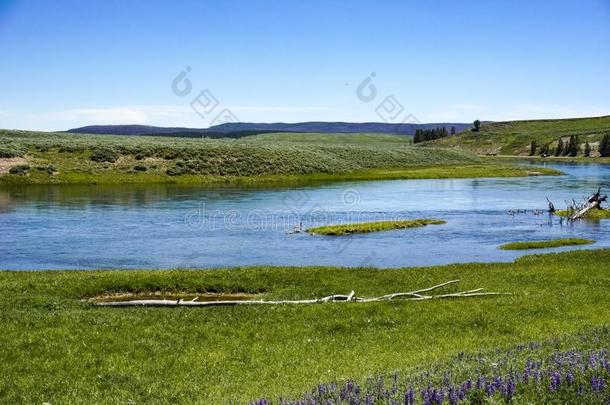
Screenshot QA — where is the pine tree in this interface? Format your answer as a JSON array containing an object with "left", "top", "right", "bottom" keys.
[
  {"left": 562, "top": 137, "right": 570, "bottom": 156},
  {"left": 555, "top": 139, "right": 563, "bottom": 157},
  {"left": 568, "top": 135, "right": 578, "bottom": 157},
  {"left": 584, "top": 141, "right": 591, "bottom": 157},
  {"left": 600, "top": 134, "right": 610, "bottom": 157},
  {"left": 529, "top": 140, "right": 537, "bottom": 156},
  {"left": 414, "top": 130, "right": 421, "bottom": 144},
  {"left": 472, "top": 120, "right": 481, "bottom": 132}
]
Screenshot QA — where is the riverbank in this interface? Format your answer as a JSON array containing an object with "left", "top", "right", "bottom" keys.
[
  {"left": 0, "top": 163, "right": 562, "bottom": 185},
  {"left": 1, "top": 249, "right": 609, "bottom": 403},
  {"left": 0, "top": 129, "right": 561, "bottom": 185}
]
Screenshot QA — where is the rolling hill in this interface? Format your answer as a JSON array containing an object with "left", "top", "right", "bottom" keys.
[
  {"left": 66, "top": 121, "right": 472, "bottom": 138},
  {"left": 428, "top": 115, "right": 610, "bottom": 156}
]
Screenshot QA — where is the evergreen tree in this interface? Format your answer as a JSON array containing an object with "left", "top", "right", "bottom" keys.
[
  {"left": 529, "top": 140, "right": 537, "bottom": 156},
  {"left": 568, "top": 135, "right": 578, "bottom": 157},
  {"left": 562, "top": 137, "right": 570, "bottom": 156},
  {"left": 472, "top": 120, "right": 481, "bottom": 132},
  {"left": 584, "top": 141, "right": 591, "bottom": 157},
  {"left": 554, "top": 139, "right": 563, "bottom": 157},
  {"left": 451, "top": 126, "right": 456, "bottom": 136},
  {"left": 600, "top": 134, "right": 610, "bottom": 157},
  {"left": 413, "top": 129, "right": 422, "bottom": 144}
]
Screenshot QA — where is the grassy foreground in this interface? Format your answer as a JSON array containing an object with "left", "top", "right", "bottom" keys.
[
  {"left": 1, "top": 249, "right": 610, "bottom": 403},
  {"left": 258, "top": 327, "right": 610, "bottom": 404},
  {"left": 499, "top": 238, "right": 595, "bottom": 250},
  {"left": 0, "top": 129, "right": 559, "bottom": 185},
  {"left": 308, "top": 219, "right": 446, "bottom": 235}
]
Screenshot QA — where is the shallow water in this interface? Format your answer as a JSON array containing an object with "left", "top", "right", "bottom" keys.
[{"left": 1, "top": 162, "right": 609, "bottom": 270}]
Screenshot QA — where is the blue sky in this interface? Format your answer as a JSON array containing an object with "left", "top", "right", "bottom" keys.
[{"left": 1, "top": 0, "right": 610, "bottom": 130}]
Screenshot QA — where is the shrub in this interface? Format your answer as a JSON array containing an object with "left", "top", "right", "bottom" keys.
[
  {"left": 89, "top": 147, "right": 119, "bottom": 163},
  {"left": 134, "top": 165, "right": 147, "bottom": 172},
  {"left": 166, "top": 167, "right": 184, "bottom": 176},
  {"left": 0, "top": 145, "right": 24, "bottom": 158},
  {"left": 9, "top": 164, "right": 30, "bottom": 175},
  {"left": 36, "top": 165, "right": 57, "bottom": 174},
  {"left": 58, "top": 145, "right": 85, "bottom": 153}
]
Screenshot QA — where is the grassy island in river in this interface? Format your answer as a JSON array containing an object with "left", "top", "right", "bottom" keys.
[
  {"left": 307, "top": 219, "right": 446, "bottom": 235},
  {"left": 498, "top": 238, "right": 595, "bottom": 250}
]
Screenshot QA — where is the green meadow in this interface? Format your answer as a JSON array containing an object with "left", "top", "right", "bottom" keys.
[
  {"left": 0, "top": 129, "right": 559, "bottom": 185},
  {"left": 1, "top": 249, "right": 609, "bottom": 403},
  {"left": 429, "top": 115, "right": 610, "bottom": 156}
]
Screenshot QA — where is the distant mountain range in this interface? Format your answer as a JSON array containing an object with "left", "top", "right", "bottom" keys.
[{"left": 66, "top": 122, "right": 474, "bottom": 138}]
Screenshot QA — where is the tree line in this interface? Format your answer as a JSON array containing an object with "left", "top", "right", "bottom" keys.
[
  {"left": 413, "top": 126, "right": 456, "bottom": 143},
  {"left": 529, "top": 134, "right": 610, "bottom": 157}
]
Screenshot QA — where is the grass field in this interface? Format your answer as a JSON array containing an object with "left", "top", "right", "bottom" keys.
[
  {"left": 428, "top": 115, "right": 610, "bottom": 156},
  {"left": 1, "top": 249, "right": 609, "bottom": 403},
  {"left": 242, "top": 132, "right": 413, "bottom": 144},
  {"left": 0, "top": 129, "right": 560, "bottom": 185},
  {"left": 307, "top": 219, "right": 446, "bottom": 235},
  {"left": 498, "top": 238, "right": 595, "bottom": 250}
]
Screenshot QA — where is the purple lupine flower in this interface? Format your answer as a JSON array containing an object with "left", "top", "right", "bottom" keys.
[
  {"left": 501, "top": 379, "right": 516, "bottom": 401},
  {"left": 566, "top": 371, "right": 574, "bottom": 385},
  {"left": 443, "top": 372, "right": 450, "bottom": 387},
  {"left": 458, "top": 386, "right": 466, "bottom": 401},
  {"left": 405, "top": 388, "right": 415, "bottom": 405},
  {"left": 421, "top": 388, "right": 431, "bottom": 405},
  {"left": 447, "top": 387, "right": 458, "bottom": 405},
  {"left": 485, "top": 382, "right": 496, "bottom": 397},
  {"left": 522, "top": 367, "right": 530, "bottom": 383},
  {"left": 493, "top": 376, "right": 503, "bottom": 390},
  {"left": 549, "top": 371, "right": 561, "bottom": 392},
  {"left": 476, "top": 376, "right": 485, "bottom": 390},
  {"left": 432, "top": 388, "right": 444, "bottom": 404},
  {"left": 591, "top": 376, "right": 606, "bottom": 392}
]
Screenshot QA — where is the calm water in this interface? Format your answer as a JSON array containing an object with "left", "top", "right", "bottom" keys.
[{"left": 1, "top": 162, "right": 609, "bottom": 270}]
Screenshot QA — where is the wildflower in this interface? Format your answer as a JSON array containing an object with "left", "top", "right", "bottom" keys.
[
  {"left": 405, "top": 388, "right": 415, "bottom": 405},
  {"left": 503, "top": 379, "right": 516, "bottom": 400},
  {"left": 549, "top": 371, "right": 561, "bottom": 392},
  {"left": 591, "top": 376, "right": 606, "bottom": 392}
]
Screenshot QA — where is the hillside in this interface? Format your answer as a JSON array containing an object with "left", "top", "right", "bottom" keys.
[
  {"left": 428, "top": 115, "right": 610, "bottom": 156},
  {"left": 242, "top": 132, "right": 413, "bottom": 144},
  {"left": 67, "top": 121, "right": 472, "bottom": 137},
  {"left": 0, "top": 129, "right": 557, "bottom": 185}
]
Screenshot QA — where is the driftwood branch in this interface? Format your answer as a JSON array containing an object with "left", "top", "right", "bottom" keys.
[
  {"left": 567, "top": 188, "right": 608, "bottom": 220},
  {"left": 549, "top": 189, "right": 608, "bottom": 221},
  {"left": 94, "top": 280, "right": 509, "bottom": 307}
]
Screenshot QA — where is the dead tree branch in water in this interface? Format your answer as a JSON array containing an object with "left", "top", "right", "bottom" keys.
[
  {"left": 548, "top": 188, "right": 608, "bottom": 220},
  {"left": 568, "top": 188, "right": 608, "bottom": 220}
]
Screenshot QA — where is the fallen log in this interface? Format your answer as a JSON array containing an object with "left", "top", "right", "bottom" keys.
[{"left": 94, "top": 280, "right": 509, "bottom": 307}]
